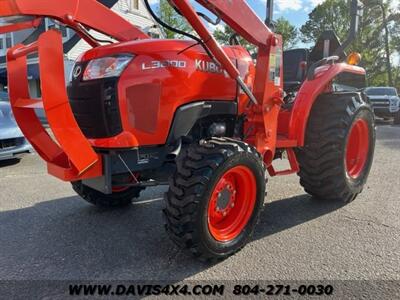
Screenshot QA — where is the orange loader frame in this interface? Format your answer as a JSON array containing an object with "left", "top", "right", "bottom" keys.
[
  {"left": 0, "top": 0, "right": 151, "bottom": 180},
  {"left": 0, "top": 0, "right": 366, "bottom": 182},
  {"left": 7, "top": 31, "right": 102, "bottom": 180}
]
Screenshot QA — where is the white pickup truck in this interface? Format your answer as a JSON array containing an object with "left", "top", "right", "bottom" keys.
[{"left": 364, "top": 87, "right": 400, "bottom": 124}]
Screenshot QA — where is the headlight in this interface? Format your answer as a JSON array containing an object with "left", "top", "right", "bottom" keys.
[
  {"left": 82, "top": 55, "right": 134, "bottom": 81},
  {"left": 390, "top": 98, "right": 400, "bottom": 107}
]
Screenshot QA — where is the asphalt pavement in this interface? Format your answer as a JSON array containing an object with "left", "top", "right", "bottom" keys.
[{"left": 0, "top": 123, "right": 399, "bottom": 285}]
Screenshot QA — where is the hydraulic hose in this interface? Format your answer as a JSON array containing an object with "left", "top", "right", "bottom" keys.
[{"left": 142, "top": 0, "right": 214, "bottom": 59}]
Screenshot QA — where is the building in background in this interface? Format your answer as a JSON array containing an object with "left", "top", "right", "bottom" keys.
[{"left": 0, "top": 0, "right": 162, "bottom": 97}]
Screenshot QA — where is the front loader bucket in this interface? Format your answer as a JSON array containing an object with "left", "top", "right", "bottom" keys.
[{"left": 6, "top": 30, "right": 102, "bottom": 181}]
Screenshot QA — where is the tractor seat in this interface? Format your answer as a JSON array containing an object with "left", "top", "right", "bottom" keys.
[{"left": 283, "top": 49, "right": 309, "bottom": 92}]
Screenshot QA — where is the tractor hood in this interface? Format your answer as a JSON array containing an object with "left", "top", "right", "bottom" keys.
[{"left": 78, "top": 39, "right": 208, "bottom": 63}]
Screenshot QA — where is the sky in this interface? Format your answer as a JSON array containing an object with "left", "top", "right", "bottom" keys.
[
  {"left": 150, "top": 0, "right": 400, "bottom": 30},
  {"left": 248, "top": 0, "right": 324, "bottom": 28},
  {"left": 149, "top": 0, "right": 328, "bottom": 47},
  {"left": 261, "top": 0, "right": 400, "bottom": 28},
  {"left": 148, "top": 0, "right": 400, "bottom": 64}
]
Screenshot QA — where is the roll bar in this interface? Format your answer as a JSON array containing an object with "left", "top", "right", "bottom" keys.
[{"left": 333, "top": 0, "right": 364, "bottom": 57}]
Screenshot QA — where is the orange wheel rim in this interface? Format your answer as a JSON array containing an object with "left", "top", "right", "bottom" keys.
[
  {"left": 346, "top": 119, "right": 370, "bottom": 179},
  {"left": 207, "top": 165, "right": 257, "bottom": 242}
]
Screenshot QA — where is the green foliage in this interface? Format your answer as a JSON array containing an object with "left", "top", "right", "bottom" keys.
[
  {"left": 213, "top": 25, "right": 235, "bottom": 46},
  {"left": 300, "top": 0, "right": 350, "bottom": 44},
  {"left": 157, "top": 0, "right": 193, "bottom": 39},
  {"left": 213, "top": 24, "right": 257, "bottom": 53},
  {"left": 300, "top": 0, "right": 400, "bottom": 90},
  {"left": 274, "top": 17, "right": 299, "bottom": 49},
  {"left": 213, "top": 17, "right": 298, "bottom": 52},
  {"left": 154, "top": 0, "right": 400, "bottom": 90}
]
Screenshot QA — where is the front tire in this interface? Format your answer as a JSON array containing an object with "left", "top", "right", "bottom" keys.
[
  {"left": 72, "top": 181, "right": 144, "bottom": 208},
  {"left": 296, "top": 93, "right": 375, "bottom": 203},
  {"left": 164, "top": 138, "right": 266, "bottom": 261}
]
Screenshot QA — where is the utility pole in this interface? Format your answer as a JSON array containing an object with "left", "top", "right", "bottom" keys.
[
  {"left": 377, "top": 1, "right": 394, "bottom": 86},
  {"left": 265, "top": 0, "right": 274, "bottom": 27}
]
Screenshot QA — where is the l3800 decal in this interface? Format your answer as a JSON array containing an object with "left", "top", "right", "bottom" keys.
[
  {"left": 142, "top": 60, "right": 187, "bottom": 70},
  {"left": 141, "top": 59, "right": 226, "bottom": 76}
]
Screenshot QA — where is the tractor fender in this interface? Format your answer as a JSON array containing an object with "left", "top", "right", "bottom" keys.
[
  {"left": 166, "top": 101, "right": 237, "bottom": 144},
  {"left": 288, "top": 63, "right": 366, "bottom": 146}
]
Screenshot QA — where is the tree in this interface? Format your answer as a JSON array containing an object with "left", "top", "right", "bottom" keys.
[
  {"left": 300, "top": 0, "right": 400, "bottom": 88},
  {"left": 157, "top": 0, "right": 193, "bottom": 39},
  {"left": 213, "top": 24, "right": 257, "bottom": 53},
  {"left": 371, "top": 0, "right": 399, "bottom": 86},
  {"left": 274, "top": 17, "right": 299, "bottom": 49},
  {"left": 213, "top": 24, "right": 236, "bottom": 46},
  {"left": 300, "top": 0, "right": 350, "bottom": 44},
  {"left": 214, "top": 17, "right": 298, "bottom": 51}
]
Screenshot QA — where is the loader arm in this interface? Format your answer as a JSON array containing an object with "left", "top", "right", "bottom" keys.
[
  {"left": 172, "top": 0, "right": 284, "bottom": 164},
  {"left": 0, "top": 0, "right": 150, "bottom": 181},
  {"left": 1, "top": 0, "right": 283, "bottom": 181},
  {"left": 0, "top": 0, "right": 149, "bottom": 43}
]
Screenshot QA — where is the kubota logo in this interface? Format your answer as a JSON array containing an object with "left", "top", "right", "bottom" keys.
[{"left": 195, "top": 60, "right": 224, "bottom": 74}]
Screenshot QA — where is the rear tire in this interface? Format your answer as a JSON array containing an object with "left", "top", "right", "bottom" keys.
[
  {"left": 296, "top": 93, "right": 375, "bottom": 203},
  {"left": 164, "top": 138, "right": 266, "bottom": 261},
  {"left": 72, "top": 181, "right": 144, "bottom": 208}
]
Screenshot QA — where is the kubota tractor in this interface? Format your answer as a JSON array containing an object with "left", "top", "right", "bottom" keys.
[{"left": 1, "top": 0, "right": 375, "bottom": 260}]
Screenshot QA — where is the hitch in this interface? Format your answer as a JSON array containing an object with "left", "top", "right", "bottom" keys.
[{"left": 7, "top": 30, "right": 102, "bottom": 181}]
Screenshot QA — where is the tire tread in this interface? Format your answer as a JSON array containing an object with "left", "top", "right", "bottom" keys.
[
  {"left": 296, "top": 92, "right": 374, "bottom": 203},
  {"left": 164, "top": 138, "right": 265, "bottom": 261}
]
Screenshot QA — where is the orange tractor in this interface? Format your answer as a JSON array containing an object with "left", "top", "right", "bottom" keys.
[{"left": 1, "top": 0, "right": 375, "bottom": 260}]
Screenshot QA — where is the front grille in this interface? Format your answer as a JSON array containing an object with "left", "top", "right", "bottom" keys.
[
  {"left": 67, "top": 62, "right": 123, "bottom": 139},
  {"left": 370, "top": 99, "right": 390, "bottom": 107},
  {"left": 0, "top": 138, "right": 23, "bottom": 150}
]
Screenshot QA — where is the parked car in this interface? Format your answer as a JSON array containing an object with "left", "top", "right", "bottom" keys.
[
  {"left": 363, "top": 87, "right": 400, "bottom": 124},
  {"left": 0, "top": 91, "right": 32, "bottom": 161}
]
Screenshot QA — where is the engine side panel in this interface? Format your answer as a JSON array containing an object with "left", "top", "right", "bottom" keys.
[{"left": 73, "top": 40, "right": 252, "bottom": 148}]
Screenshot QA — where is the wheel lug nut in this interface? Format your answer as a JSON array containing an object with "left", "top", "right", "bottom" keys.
[
  {"left": 231, "top": 203, "right": 235, "bottom": 208},
  {"left": 222, "top": 212, "right": 227, "bottom": 216}
]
